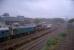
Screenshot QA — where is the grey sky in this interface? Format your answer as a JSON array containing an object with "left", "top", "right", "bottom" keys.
[{"left": 0, "top": 0, "right": 74, "bottom": 18}]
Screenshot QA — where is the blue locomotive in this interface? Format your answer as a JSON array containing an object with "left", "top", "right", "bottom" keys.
[{"left": 0, "top": 27, "right": 10, "bottom": 42}]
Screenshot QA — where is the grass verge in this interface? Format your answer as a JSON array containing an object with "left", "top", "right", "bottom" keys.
[{"left": 41, "top": 32, "right": 66, "bottom": 50}]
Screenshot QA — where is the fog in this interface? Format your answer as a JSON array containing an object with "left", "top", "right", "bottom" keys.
[{"left": 0, "top": 0, "right": 74, "bottom": 18}]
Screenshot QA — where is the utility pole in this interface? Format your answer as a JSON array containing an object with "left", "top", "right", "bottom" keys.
[
  {"left": 9, "top": 24, "right": 14, "bottom": 39},
  {"left": 9, "top": 24, "right": 14, "bottom": 35}
]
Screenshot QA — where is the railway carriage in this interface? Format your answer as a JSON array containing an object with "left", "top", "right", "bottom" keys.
[
  {"left": 13, "top": 25, "right": 36, "bottom": 34},
  {"left": 12, "top": 25, "right": 36, "bottom": 38}
]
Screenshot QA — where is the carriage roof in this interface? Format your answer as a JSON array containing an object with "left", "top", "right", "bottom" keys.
[{"left": 14, "top": 24, "right": 36, "bottom": 29}]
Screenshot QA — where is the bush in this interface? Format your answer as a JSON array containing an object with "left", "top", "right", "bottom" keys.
[
  {"left": 59, "top": 32, "right": 66, "bottom": 37},
  {"left": 47, "top": 38, "right": 58, "bottom": 47}
]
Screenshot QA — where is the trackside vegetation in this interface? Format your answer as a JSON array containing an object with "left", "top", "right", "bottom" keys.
[{"left": 41, "top": 32, "right": 67, "bottom": 50}]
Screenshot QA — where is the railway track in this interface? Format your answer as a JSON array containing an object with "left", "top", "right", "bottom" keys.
[
  {"left": 0, "top": 26, "right": 57, "bottom": 50},
  {"left": 17, "top": 32, "right": 48, "bottom": 50},
  {"left": 16, "top": 24, "right": 63, "bottom": 50}
]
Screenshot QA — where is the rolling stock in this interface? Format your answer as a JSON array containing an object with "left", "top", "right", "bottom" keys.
[{"left": 0, "top": 24, "right": 52, "bottom": 42}]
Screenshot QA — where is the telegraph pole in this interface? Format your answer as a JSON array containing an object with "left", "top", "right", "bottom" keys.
[{"left": 9, "top": 24, "right": 14, "bottom": 39}]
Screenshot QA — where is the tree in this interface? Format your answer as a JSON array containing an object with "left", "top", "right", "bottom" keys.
[
  {"left": 68, "top": 18, "right": 74, "bottom": 23},
  {"left": 52, "top": 18, "right": 65, "bottom": 23},
  {"left": 2, "top": 13, "right": 10, "bottom": 17},
  {"left": 34, "top": 18, "right": 41, "bottom": 24}
]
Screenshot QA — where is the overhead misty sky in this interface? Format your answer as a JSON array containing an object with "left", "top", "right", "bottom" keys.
[{"left": 0, "top": 0, "right": 74, "bottom": 18}]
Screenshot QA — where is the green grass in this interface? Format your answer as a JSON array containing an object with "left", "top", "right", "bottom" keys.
[
  {"left": 47, "top": 37, "right": 58, "bottom": 47},
  {"left": 41, "top": 37, "right": 58, "bottom": 50},
  {"left": 41, "top": 32, "right": 67, "bottom": 50},
  {"left": 59, "top": 32, "right": 66, "bottom": 37}
]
